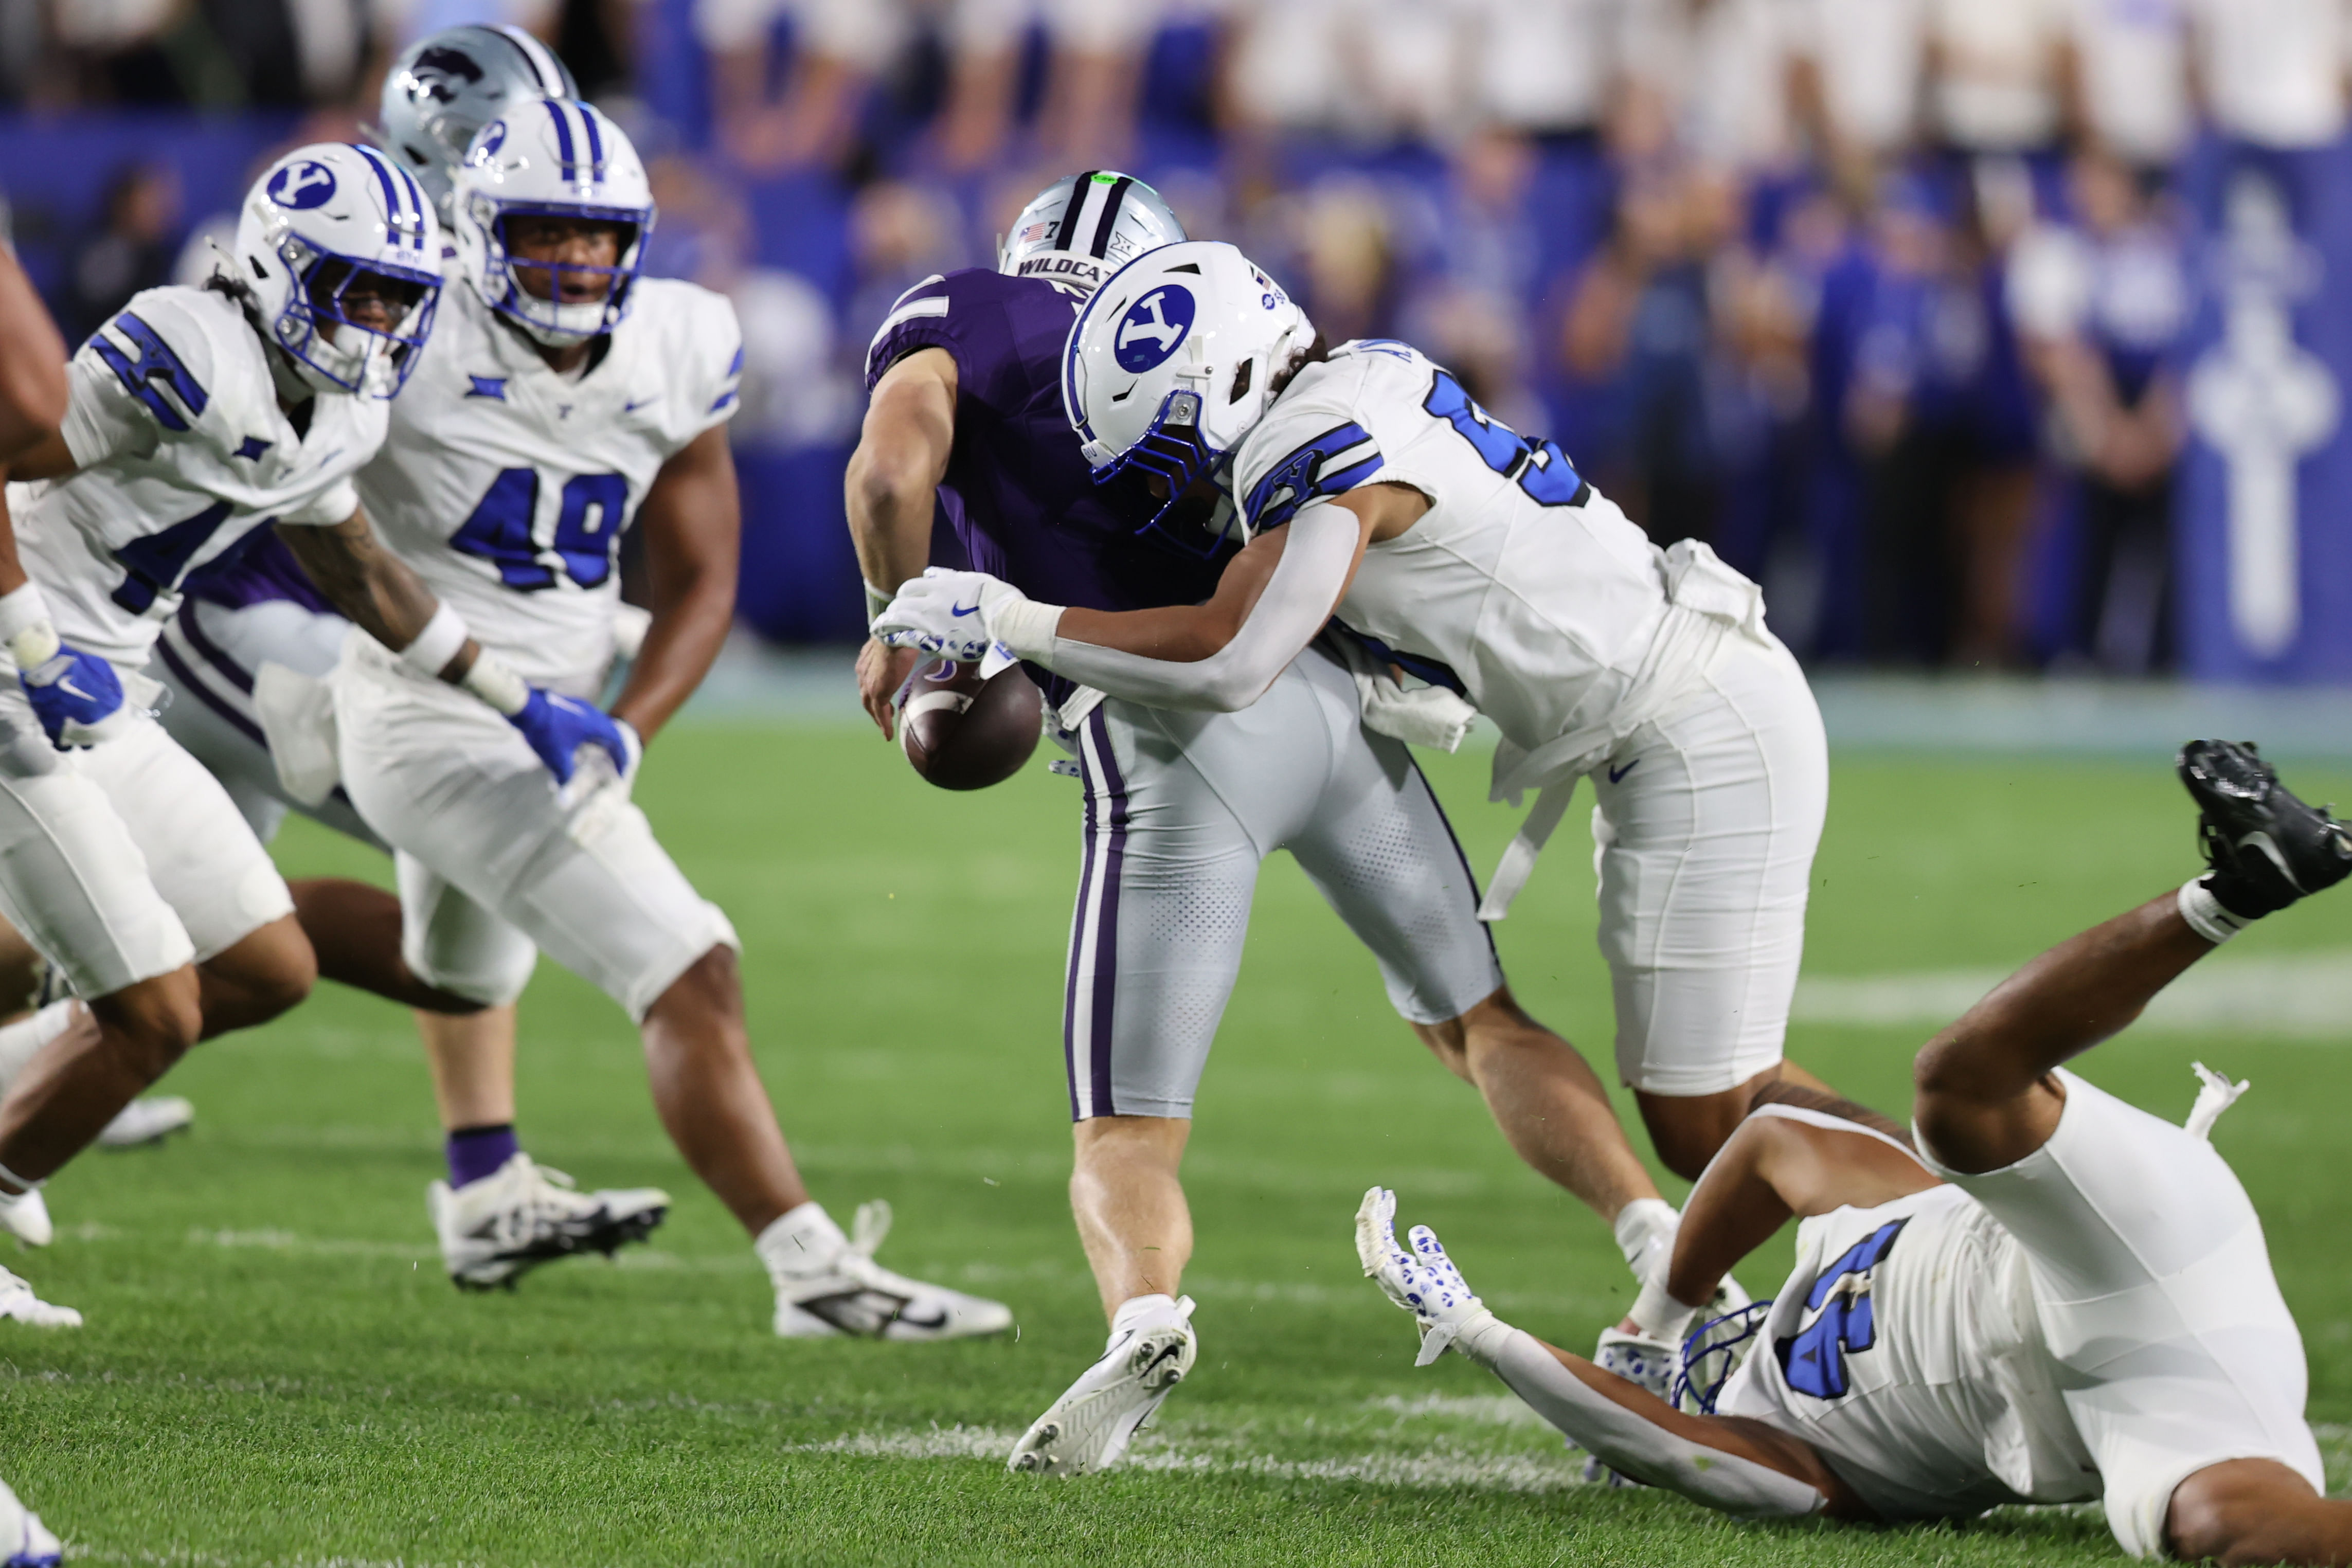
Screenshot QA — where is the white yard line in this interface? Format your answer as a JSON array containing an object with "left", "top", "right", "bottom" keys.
[{"left": 1795, "top": 951, "right": 2352, "bottom": 1038}]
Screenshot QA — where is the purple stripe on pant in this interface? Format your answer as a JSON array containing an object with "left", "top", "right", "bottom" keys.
[
  {"left": 1086, "top": 708, "right": 1129, "bottom": 1119},
  {"left": 1064, "top": 708, "right": 1131, "bottom": 1120}
]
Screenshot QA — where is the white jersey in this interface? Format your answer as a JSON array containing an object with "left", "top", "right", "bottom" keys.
[
  {"left": 1715, "top": 1184, "right": 2100, "bottom": 1521},
  {"left": 17, "top": 285, "right": 385, "bottom": 668},
  {"left": 354, "top": 276, "right": 742, "bottom": 691},
  {"left": 1229, "top": 339, "right": 1718, "bottom": 763}
]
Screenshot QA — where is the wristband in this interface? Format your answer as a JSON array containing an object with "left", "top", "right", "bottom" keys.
[
  {"left": 993, "top": 596, "right": 1066, "bottom": 662},
  {"left": 401, "top": 602, "right": 469, "bottom": 676},
  {"left": 459, "top": 650, "right": 530, "bottom": 716},
  {"left": 864, "top": 580, "right": 894, "bottom": 629},
  {"left": 0, "top": 583, "right": 57, "bottom": 670},
  {"left": 0, "top": 584, "right": 51, "bottom": 650}
]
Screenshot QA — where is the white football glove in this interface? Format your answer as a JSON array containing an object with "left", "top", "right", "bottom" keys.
[
  {"left": 872, "top": 567, "right": 1032, "bottom": 665},
  {"left": 1356, "top": 1186, "right": 1497, "bottom": 1366}
]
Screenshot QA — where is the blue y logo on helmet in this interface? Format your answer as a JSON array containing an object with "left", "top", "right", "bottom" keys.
[
  {"left": 267, "top": 160, "right": 337, "bottom": 210},
  {"left": 1115, "top": 285, "right": 1195, "bottom": 372}
]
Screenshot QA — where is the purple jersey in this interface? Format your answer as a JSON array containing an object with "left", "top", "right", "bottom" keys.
[
  {"left": 864, "top": 268, "right": 1230, "bottom": 704},
  {"left": 180, "top": 524, "right": 336, "bottom": 617}
]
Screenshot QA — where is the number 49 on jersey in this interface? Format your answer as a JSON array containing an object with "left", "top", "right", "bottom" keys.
[{"left": 452, "top": 467, "right": 630, "bottom": 591}]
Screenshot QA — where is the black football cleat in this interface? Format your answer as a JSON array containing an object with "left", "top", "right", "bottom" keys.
[{"left": 2178, "top": 739, "right": 2352, "bottom": 918}]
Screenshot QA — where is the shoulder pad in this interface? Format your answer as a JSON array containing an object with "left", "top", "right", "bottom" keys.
[{"left": 78, "top": 286, "right": 250, "bottom": 438}]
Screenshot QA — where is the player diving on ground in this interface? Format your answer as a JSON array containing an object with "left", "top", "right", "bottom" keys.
[
  {"left": 853, "top": 181, "right": 1684, "bottom": 1475},
  {"left": 1360, "top": 738, "right": 2351, "bottom": 1564}
]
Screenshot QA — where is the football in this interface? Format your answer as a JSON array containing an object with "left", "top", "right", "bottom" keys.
[{"left": 899, "top": 658, "right": 1043, "bottom": 790}]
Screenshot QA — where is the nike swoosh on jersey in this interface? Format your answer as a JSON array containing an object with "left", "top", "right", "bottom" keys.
[
  {"left": 1607, "top": 759, "right": 1641, "bottom": 784},
  {"left": 622, "top": 396, "right": 656, "bottom": 412}
]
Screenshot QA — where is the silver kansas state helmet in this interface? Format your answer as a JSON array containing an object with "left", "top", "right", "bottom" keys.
[
  {"left": 998, "top": 170, "right": 1186, "bottom": 297},
  {"left": 380, "top": 24, "right": 577, "bottom": 219}
]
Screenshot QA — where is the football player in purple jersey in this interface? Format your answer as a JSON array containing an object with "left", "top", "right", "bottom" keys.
[{"left": 849, "top": 171, "right": 1681, "bottom": 1476}]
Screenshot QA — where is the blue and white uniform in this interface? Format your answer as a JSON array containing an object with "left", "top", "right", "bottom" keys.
[
  {"left": 1720, "top": 1072, "right": 2319, "bottom": 1558},
  {"left": 331, "top": 275, "right": 742, "bottom": 1020},
  {"left": 1028, "top": 336, "right": 1828, "bottom": 1098},
  {"left": 0, "top": 283, "right": 377, "bottom": 996},
  {"left": 869, "top": 272, "right": 1503, "bottom": 1120}
]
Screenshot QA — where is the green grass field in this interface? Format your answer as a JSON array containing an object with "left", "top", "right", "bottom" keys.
[{"left": 4, "top": 722, "right": 2350, "bottom": 1565}]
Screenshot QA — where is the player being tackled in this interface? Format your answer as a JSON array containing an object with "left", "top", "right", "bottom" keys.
[{"left": 1358, "top": 738, "right": 2352, "bottom": 1562}]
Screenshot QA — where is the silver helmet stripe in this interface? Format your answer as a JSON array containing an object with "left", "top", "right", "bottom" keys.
[{"left": 491, "top": 24, "right": 569, "bottom": 97}]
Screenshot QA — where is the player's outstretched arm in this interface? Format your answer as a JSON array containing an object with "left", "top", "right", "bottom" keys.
[
  {"left": 876, "top": 484, "right": 1414, "bottom": 713},
  {"left": 609, "top": 424, "right": 738, "bottom": 745},
  {"left": 1354, "top": 1188, "right": 1864, "bottom": 1521},
  {"left": 282, "top": 509, "right": 635, "bottom": 786},
  {"left": 846, "top": 347, "right": 955, "bottom": 737}
]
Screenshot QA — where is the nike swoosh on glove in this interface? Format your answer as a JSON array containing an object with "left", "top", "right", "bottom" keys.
[
  {"left": 872, "top": 567, "right": 1031, "bottom": 665},
  {"left": 20, "top": 643, "right": 133, "bottom": 748},
  {"left": 508, "top": 688, "right": 639, "bottom": 789}
]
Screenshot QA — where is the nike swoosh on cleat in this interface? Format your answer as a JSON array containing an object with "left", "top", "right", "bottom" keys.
[
  {"left": 1140, "top": 1342, "right": 1186, "bottom": 1382},
  {"left": 950, "top": 602, "right": 982, "bottom": 617},
  {"left": 893, "top": 1304, "right": 950, "bottom": 1330}
]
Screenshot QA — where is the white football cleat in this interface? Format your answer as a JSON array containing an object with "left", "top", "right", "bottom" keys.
[
  {"left": 0, "top": 1476, "right": 60, "bottom": 1566},
  {"left": 0, "top": 1191, "right": 48, "bottom": 1249},
  {"left": 428, "top": 1154, "right": 668, "bottom": 1290},
  {"left": 0, "top": 1268, "right": 78, "bottom": 1328},
  {"left": 96, "top": 1095, "right": 193, "bottom": 1149},
  {"left": 767, "top": 1201, "right": 1013, "bottom": 1340},
  {"left": 1008, "top": 1296, "right": 1196, "bottom": 1476}
]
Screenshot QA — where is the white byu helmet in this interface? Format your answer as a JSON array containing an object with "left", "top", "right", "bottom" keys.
[
  {"left": 455, "top": 98, "right": 654, "bottom": 346},
  {"left": 998, "top": 170, "right": 1185, "bottom": 297},
  {"left": 380, "top": 24, "right": 577, "bottom": 221},
  {"left": 231, "top": 142, "right": 443, "bottom": 398},
  {"left": 1063, "top": 240, "right": 1314, "bottom": 533}
]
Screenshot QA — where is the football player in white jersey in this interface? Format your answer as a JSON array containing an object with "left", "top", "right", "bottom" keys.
[
  {"left": 0, "top": 140, "right": 646, "bottom": 1319},
  {"left": 1357, "top": 738, "right": 2352, "bottom": 1564},
  {"left": 145, "top": 24, "right": 670, "bottom": 1291},
  {"left": 879, "top": 240, "right": 1857, "bottom": 1380},
  {"left": 881, "top": 239, "right": 1844, "bottom": 1184},
  {"left": 856, "top": 176, "right": 1691, "bottom": 1474},
  {"left": 327, "top": 96, "right": 1009, "bottom": 1339}
]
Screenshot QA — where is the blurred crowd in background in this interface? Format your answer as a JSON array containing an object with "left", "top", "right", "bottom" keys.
[{"left": 0, "top": 0, "right": 2342, "bottom": 668}]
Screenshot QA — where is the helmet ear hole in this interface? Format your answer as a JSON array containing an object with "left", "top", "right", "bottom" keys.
[{"left": 1228, "top": 357, "right": 1253, "bottom": 405}]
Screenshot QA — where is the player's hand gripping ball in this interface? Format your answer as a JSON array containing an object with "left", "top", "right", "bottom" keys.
[{"left": 897, "top": 658, "right": 1041, "bottom": 790}]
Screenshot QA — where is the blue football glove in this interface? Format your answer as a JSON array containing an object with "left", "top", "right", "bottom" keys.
[
  {"left": 508, "top": 687, "right": 639, "bottom": 790},
  {"left": 20, "top": 643, "right": 131, "bottom": 749}
]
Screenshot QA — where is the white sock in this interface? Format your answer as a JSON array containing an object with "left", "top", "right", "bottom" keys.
[
  {"left": 0, "top": 1002, "right": 77, "bottom": 1096},
  {"left": 1613, "top": 1198, "right": 1679, "bottom": 1283},
  {"left": 1626, "top": 1276, "right": 1702, "bottom": 1345},
  {"left": 755, "top": 1201, "right": 846, "bottom": 1278},
  {"left": 1108, "top": 1291, "right": 1183, "bottom": 1348},
  {"left": 2178, "top": 878, "right": 2252, "bottom": 946}
]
